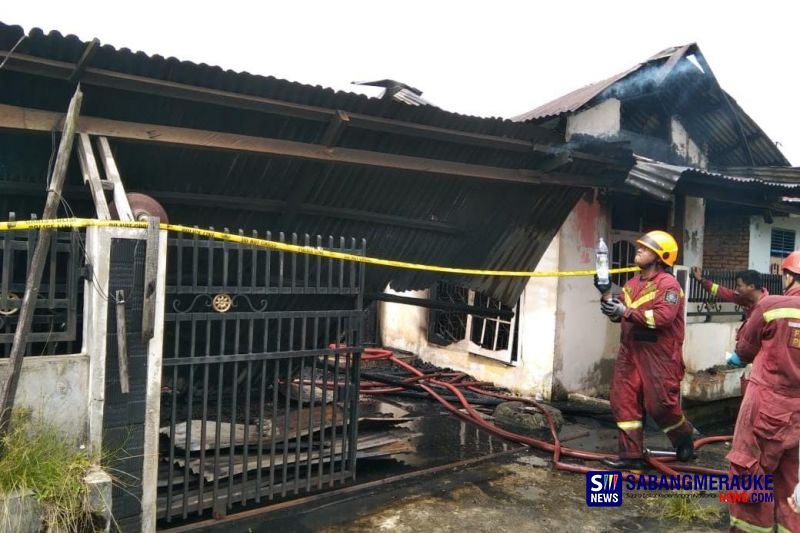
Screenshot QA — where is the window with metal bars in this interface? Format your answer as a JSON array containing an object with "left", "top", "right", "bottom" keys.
[
  {"left": 770, "top": 228, "right": 796, "bottom": 258},
  {"left": 427, "top": 282, "right": 518, "bottom": 364}
]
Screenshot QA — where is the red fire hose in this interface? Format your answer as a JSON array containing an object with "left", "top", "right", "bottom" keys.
[{"left": 350, "top": 347, "right": 732, "bottom": 476}]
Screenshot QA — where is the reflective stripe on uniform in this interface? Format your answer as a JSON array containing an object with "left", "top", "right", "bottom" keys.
[
  {"left": 616, "top": 420, "right": 642, "bottom": 431},
  {"left": 777, "top": 524, "right": 795, "bottom": 533},
  {"left": 630, "top": 292, "right": 657, "bottom": 309},
  {"left": 710, "top": 283, "right": 719, "bottom": 296},
  {"left": 729, "top": 516, "right": 773, "bottom": 533},
  {"left": 644, "top": 309, "right": 656, "bottom": 329},
  {"left": 622, "top": 286, "right": 633, "bottom": 306},
  {"left": 661, "top": 415, "right": 686, "bottom": 434},
  {"left": 763, "top": 307, "right": 800, "bottom": 323}
]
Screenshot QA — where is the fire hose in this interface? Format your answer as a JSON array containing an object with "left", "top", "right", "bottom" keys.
[{"left": 315, "top": 347, "right": 733, "bottom": 477}]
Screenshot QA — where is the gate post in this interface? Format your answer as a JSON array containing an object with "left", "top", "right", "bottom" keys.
[
  {"left": 141, "top": 226, "right": 168, "bottom": 533},
  {"left": 83, "top": 226, "right": 168, "bottom": 532}
]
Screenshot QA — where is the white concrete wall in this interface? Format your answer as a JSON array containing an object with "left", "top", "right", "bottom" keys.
[
  {"left": 749, "top": 214, "right": 800, "bottom": 272},
  {"left": 552, "top": 195, "right": 617, "bottom": 397},
  {"left": 683, "top": 196, "right": 705, "bottom": 268},
  {"left": 683, "top": 322, "right": 738, "bottom": 373},
  {"left": 566, "top": 98, "right": 620, "bottom": 140},
  {"left": 380, "top": 237, "right": 561, "bottom": 398},
  {"left": 671, "top": 117, "right": 708, "bottom": 168},
  {"left": 671, "top": 117, "right": 707, "bottom": 269},
  {"left": 517, "top": 236, "right": 560, "bottom": 397},
  {"left": 0, "top": 354, "right": 89, "bottom": 444},
  {"left": 749, "top": 216, "right": 771, "bottom": 271}
]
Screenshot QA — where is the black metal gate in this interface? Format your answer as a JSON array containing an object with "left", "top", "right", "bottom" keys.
[{"left": 158, "top": 231, "right": 365, "bottom": 523}]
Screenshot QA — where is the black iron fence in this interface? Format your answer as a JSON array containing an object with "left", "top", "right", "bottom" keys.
[
  {"left": 158, "top": 230, "right": 365, "bottom": 523},
  {"left": 0, "top": 213, "right": 83, "bottom": 355},
  {"left": 687, "top": 269, "right": 781, "bottom": 318}
]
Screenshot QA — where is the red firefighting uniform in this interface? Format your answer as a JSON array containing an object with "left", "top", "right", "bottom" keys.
[
  {"left": 701, "top": 278, "right": 769, "bottom": 339},
  {"left": 609, "top": 270, "right": 694, "bottom": 458},
  {"left": 728, "top": 285, "right": 800, "bottom": 533}
]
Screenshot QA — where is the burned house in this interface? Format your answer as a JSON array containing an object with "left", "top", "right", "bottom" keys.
[
  {"left": 1, "top": 22, "right": 798, "bottom": 529},
  {"left": 383, "top": 44, "right": 800, "bottom": 402},
  {"left": 0, "top": 22, "right": 639, "bottom": 529}
]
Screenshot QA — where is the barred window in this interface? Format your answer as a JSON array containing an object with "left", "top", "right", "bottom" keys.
[
  {"left": 427, "top": 282, "right": 518, "bottom": 364},
  {"left": 770, "top": 228, "right": 796, "bottom": 258}
]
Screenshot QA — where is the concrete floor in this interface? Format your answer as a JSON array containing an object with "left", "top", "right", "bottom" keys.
[
  {"left": 320, "top": 452, "right": 729, "bottom": 533},
  {"left": 190, "top": 400, "right": 735, "bottom": 532}
]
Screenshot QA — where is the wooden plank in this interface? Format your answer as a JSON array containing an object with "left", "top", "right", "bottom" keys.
[
  {"left": 141, "top": 216, "right": 159, "bottom": 341},
  {"left": 161, "top": 404, "right": 344, "bottom": 452},
  {"left": 95, "top": 136, "right": 134, "bottom": 220},
  {"left": 115, "top": 290, "right": 129, "bottom": 394},
  {"left": 0, "top": 181, "right": 469, "bottom": 235},
  {"left": 0, "top": 87, "right": 83, "bottom": 435},
  {"left": 75, "top": 132, "right": 111, "bottom": 219},
  {"left": 161, "top": 421, "right": 264, "bottom": 452},
  {"left": 319, "top": 110, "right": 349, "bottom": 147},
  {"left": 68, "top": 38, "right": 99, "bottom": 84},
  {"left": 0, "top": 104, "right": 545, "bottom": 185},
  {"left": 179, "top": 430, "right": 418, "bottom": 483},
  {"left": 654, "top": 44, "right": 692, "bottom": 85}
]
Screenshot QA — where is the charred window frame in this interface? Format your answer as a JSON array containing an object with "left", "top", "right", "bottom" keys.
[
  {"left": 428, "top": 281, "right": 519, "bottom": 364},
  {"left": 427, "top": 281, "right": 468, "bottom": 346}
]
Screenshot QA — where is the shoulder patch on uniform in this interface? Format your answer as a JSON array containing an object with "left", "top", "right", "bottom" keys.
[{"left": 665, "top": 290, "right": 679, "bottom": 304}]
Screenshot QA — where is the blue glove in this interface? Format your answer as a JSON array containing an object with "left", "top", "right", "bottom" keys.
[
  {"left": 601, "top": 298, "right": 626, "bottom": 319},
  {"left": 726, "top": 352, "right": 745, "bottom": 368}
]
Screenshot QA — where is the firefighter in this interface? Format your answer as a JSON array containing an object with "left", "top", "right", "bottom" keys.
[
  {"left": 594, "top": 230, "right": 696, "bottom": 470},
  {"left": 690, "top": 267, "right": 768, "bottom": 329},
  {"left": 691, "top": 268, "right": 769, "bottom": 366},
  {"left": 728, "top": 251, "right": 800, "bottom": 533}
]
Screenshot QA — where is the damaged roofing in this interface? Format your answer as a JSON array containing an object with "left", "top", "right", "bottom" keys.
[
  {"left": 514, "top": 44, "right": 790, "bottom": 169},
  {"left": 0, "top": 22, "right": 636, "bottom": 305}
]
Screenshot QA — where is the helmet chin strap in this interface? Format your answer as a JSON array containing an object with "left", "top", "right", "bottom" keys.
[{"left": 639, "top": 259, "right": 660, "bottom": 271}]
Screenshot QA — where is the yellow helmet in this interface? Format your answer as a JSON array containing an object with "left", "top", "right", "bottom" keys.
[{"left": 637, "top": 230, "right": 679, "bottom": 267}]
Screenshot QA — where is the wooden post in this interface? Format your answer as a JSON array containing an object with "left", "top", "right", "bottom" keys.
[
  {"left": 96, "top": 136, "right": 134, "bottom": 221},
  {"left": 0, "top": 86, "right": 83, "bottom": 435},
  {"left": 142, "top": 216, "right": 159, "bottom": 341},
  {"left": 76, "top": 132, "right": 111, "bottom": 220},
  {"left": 115, "top": 290, "right": 129, "bottom": 394}
]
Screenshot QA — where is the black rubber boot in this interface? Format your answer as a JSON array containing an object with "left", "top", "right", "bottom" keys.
[
  {"left": 674, "top": 432, "right": 697, "bottom": 462},
  {"left": 601, "top": 458, "right": 644, "bottom": 472}
]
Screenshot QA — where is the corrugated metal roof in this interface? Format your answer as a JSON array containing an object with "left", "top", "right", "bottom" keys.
[
  {"left": 622, "top": 156, "right": 800, "bottom": 209},
  {"left": 683, "top": 168, "right": 800, "bottom": 190},
  {"left": 512, "top": 47, "right": 679, "bottom": 122},
  {"left": 0, "top": 21, "right": 635, "bottom": 306},
  {"left": 712, "top": 166, "right": 800, "bottom": 184},
  {"left": 513, "top": 44, "right": 790, "bottom": 168},
  {"left": 625, "top": 156, "right": 684, "bottom": 201}
]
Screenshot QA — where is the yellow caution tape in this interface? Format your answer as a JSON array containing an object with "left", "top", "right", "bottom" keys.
[{"left": 0, "top": 218, "right": 639, "bottom": 278}]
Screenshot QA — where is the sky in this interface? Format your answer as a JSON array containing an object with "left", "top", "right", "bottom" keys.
[{"left": 4, "top": 1, "right": 799, "bottom": 164}]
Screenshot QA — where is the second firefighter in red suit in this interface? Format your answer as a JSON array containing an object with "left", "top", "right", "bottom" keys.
[
  {"left": 727, "top": 252, "right": 800, "bottom": 533},
  {"left": 595, "top": 230, "right": 696, "bottom": 469},
  {"left": 690, "top": 267, "right": 769, "bottom": 339}
]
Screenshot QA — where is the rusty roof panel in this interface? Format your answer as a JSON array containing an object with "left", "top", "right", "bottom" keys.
[{"left": 513, "top": 44, "right": 789, "bottom": 168}]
